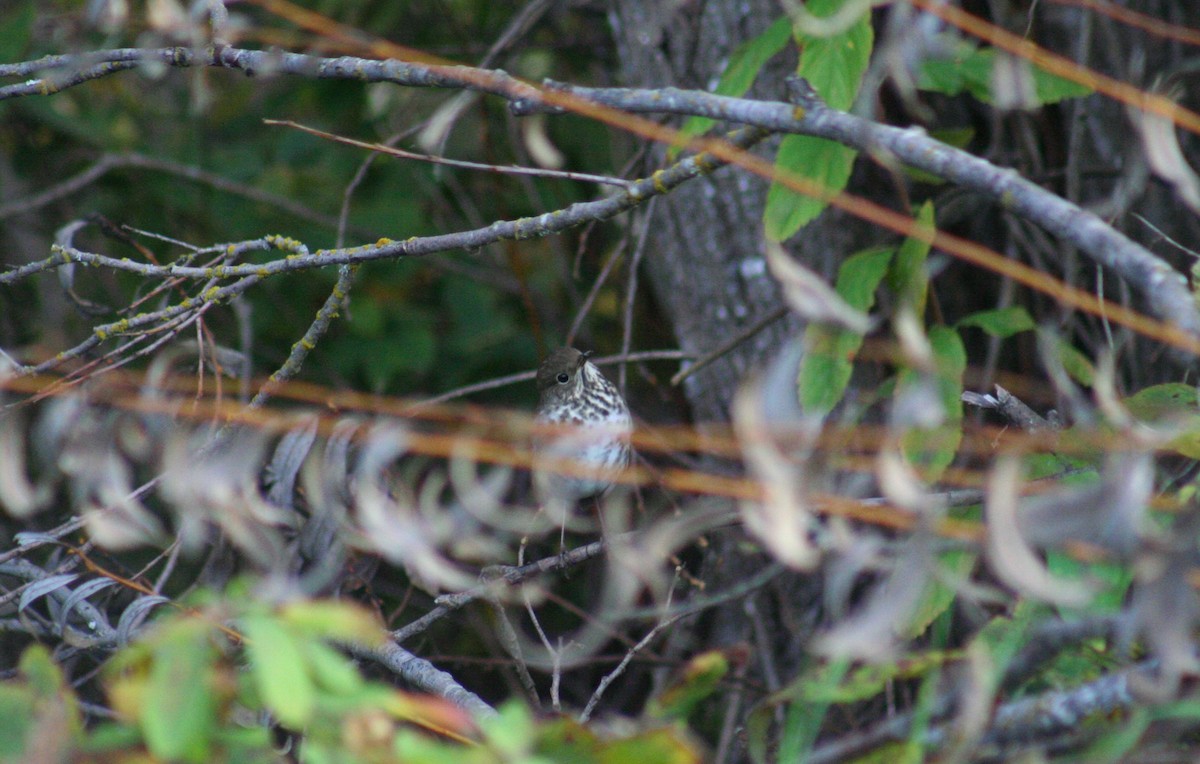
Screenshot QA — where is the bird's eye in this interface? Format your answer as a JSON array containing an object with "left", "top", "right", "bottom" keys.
[{"left": 556, "top": 372, "right": 570, "bottom": 384}]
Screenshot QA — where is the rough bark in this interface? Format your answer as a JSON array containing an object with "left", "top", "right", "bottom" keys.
[{"left": 610, "top": 0, "right": 839, "bottom": 423}]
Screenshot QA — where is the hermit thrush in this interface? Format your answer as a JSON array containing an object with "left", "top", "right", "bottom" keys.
[{"left": 533, "top": 348, "right": 633, "bottom": 502}]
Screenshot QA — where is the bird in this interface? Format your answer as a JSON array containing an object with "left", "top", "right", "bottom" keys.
[{"left": 532, "top": 348, "right": 633, "bottom": 506}]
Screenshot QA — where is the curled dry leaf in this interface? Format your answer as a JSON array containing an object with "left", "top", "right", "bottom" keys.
[
  {"left": 0, "top": 410, "right": 53, "bottom": 517},
  {"left": 732, "top": 339, "right": 821, "bottom": 570},
  {"left": 265, "top": 414, "right": 321, "bottom": 510},
  {"left": 1130, "top": 534, "right": 1200, "bottom": 695},
  {"left": 893, "top": 307, "right": 935, "bottom": 372},
  {"left": 821, "top": 534, "right": 885, "bottom": 620},
  {"left": 985, "top": 457, "right": 1093, "bottom": 607},
  {"left": 521, "top": 113, "right": 565, "bottom": 169},
  {"left": 990, "top": 52, "right": 1038, "bottom": 112},
  {"left": 1017, "top": 452, "right": 1151, "bottom": 557},
  {"left": 298, "top": 417, "right": 361, "bottom": 563},
  {"left": 764, "top": 240, "right": 872, "bottom": 333},
  {"left": 57, "top": 412, "right": 165, "bottom": 550},
  {"left": 813, "top": 532, "right": 934, "bottom": 661},
  {"left": 876, "top": 446, "right": 934, "bottom": 513},
  {"left": 160, "top": 428, "right": 292, "bottom": 567},
  {"left": 1133, "top": 99, "right": 1200, "bottom": 215},
  {"left": 353, "top": 422, "right": 475, "bottom": 594}
]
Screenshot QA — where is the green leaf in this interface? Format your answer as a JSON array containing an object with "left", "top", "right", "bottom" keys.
[
  {"left": 302, "top": 641, "right": 366, "bottom": 697},
  {"left": 1123, "top": 383, "right": 1199, "bottom": 420},
  {"left": 142, "top": 622, "right": 217, "bottom": 762},
  {"left": 19, "top": 644, "right": 68, "bottom": 698},
  {"left": 1078, "top": 708, "right": 1151, "bottom": 764},
  {"left": 676, "top": 17, "right": 793, "bottom": 149},
  {"left": 647, "top": 649, "right": 737, "bottom": 720},
  {"left": 764, "top": 137, "right": 857, "bottom": 240},
  {"left": 763, "top": 3, "right": 872, "bottom": 241},
  {"left": 898, "top": 326, "right": 966, "bottom": 481},
  {"left": 798, "top": 247, "right": 894, "bottom": 415},
  {"left": 888, "top": 201, "right": 935, "bottom": 314},
  {"left": 1054, "top": 337, "right": 1096, "bottom": 386},
  {"left": 956, "top": 306, "right": 1036, "bottom": 338},
  {"left": 241, "top": 614, "right": 316, "bottom": 729},
  {"left": 1047, "top": 551, "right": 1132, "bottom": 613},
  {"left": 903, "top": 548, "right": 977, "bottom": 639},
  {"left": 919, "top": 43, "right": 1093, "bottom": 105},
  {"left": 1124, "top": 384, "right": 1200, "bottom": 460},
  {"left": 776, "top": 658, "right": 850, "bottom": 761},
  {"left": 281, "top": 600, "right": 385, "bottom": 645},
  {"left": 800, "top": 652, "right": 959, "bottom": 705},
  {"left": 0, "top": 685, "right": 36, "bottom": 760},
  {"left": 484, "top": 702, "right": 536, "bottom": 758},
  {"left": 598, "top": 726, "right": 702, "bottom": 764},
  {"left": 930, "top": 325, "right": 966, "bottom": 414}
]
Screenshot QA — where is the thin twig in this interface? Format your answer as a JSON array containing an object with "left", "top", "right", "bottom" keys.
[
  {"left": 266, "top": 119, "right": 633, "bottom": 189},
  {"left": 671, "top": 306, "right": 789, "bottom": 386},
  {"left": 413, "top": 349, "right": 690, "bottom": 407},
  {"left": 390, "top": 536, "right": 612, "bottom": 644},
  {"left": 580, "top": 578, "right": 682, "bottom": 722}
]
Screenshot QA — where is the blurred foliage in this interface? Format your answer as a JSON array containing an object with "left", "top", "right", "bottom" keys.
[
  {"left": 3, "top": 0, "right": 1200, "bottom": 762},
  {"left": 0, "top": 591, "right": 704, "bottom": 763}
]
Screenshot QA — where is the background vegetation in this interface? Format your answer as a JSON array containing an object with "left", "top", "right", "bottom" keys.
[{"left": 3, "top": 0, "right": 1200, "bottom": 762}]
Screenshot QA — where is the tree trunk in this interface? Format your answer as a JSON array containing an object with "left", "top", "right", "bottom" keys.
[{"left": 609, "top": 0, "right": 883, "bottom": 424}]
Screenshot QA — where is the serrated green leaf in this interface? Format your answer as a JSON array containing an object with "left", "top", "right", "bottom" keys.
[
  {"left": 798, "top": 247, "right": 894, "bottom": 415},
  {"left": 764, "top": 137, "right": 857, "bottom": 240},
  {"left": 956, "top": 305, "right": 1036, "bottom": 338},
  {"left": 888, "top": 201, "right": 935, "bottom": 314},
  {"left": 834, "top": 247, "right": 896, "bottom": 309},
  {"left": 241, "top": 614, "right": 316, "bottom": 729},
  {"left": 676, "top": 17, "right": 793, "bottom": 149},
  {"left": 798, "top": 325, "right": 859, "bottom": 417},
  {"left": 764, "top": 4, "right": 872, "bottom": 241}
]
